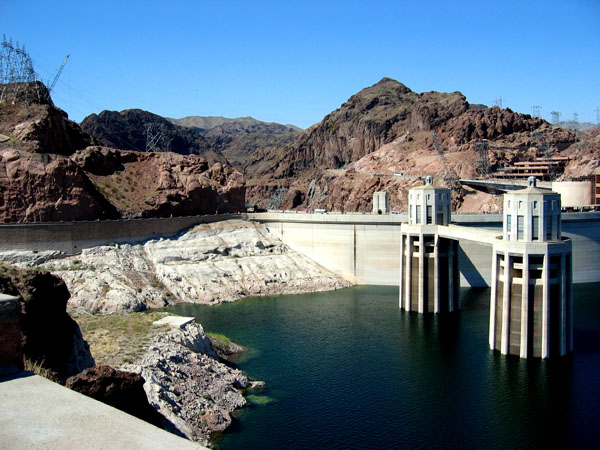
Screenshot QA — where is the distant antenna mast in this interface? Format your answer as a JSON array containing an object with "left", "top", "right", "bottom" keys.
[
  {"left": 531, "top": 105, "right": 541, "bottom": 118},
  {"left": 48, "top": 53, "right": 70, "bottom": 93},
  {"left": 551, "top": 111, "right": 561, "bottom": 126}
]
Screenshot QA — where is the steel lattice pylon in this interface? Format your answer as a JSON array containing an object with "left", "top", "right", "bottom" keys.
[{"left": 0, "top": 35, "right": 41, "bottom": 106}]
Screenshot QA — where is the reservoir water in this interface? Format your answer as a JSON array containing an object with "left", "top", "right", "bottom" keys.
[{"left": 168, "top": 283, "right": 600, "bottom": 449}]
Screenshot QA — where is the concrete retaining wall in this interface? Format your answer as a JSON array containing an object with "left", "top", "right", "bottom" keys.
[{"left": 0, "top": 214, "right": 239, "bottom": 254}]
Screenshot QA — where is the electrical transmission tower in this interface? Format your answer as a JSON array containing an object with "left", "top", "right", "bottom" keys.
[
  {"left": 475, "top": 139, "right": 490, "bottom": 177},
  {"left": 144, "top": 123, "right": 171, "bottom": 152},
  {"left": 551, "top": 111, "right": 561, "bottom": 126},
  {"left": 0, "top": 35, "right": 41, "bottom": 106},
  {"left": 531, "top": 105, "right": 542, "bottom": 118},
  {"left": 432, "top": 133, "right": 461, "bottom": 189},
  {"left": 572, "top": 112, "right": 579, "bottom": 131},
  {"left": 494, "top": 96, "right": 503, "bottom": 108}
]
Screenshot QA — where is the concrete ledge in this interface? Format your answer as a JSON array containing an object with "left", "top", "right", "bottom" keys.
[
  {"left": 153, "top": 316, "right": 195, "bottom": 329},
  {"left": 0, "top": 373, "right": 206, "bottom": 450}
]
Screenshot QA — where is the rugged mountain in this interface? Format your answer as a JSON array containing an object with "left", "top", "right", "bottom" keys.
[
  {"left": 0, "top": 82, "right": 93, "bottom": 155},
  {"left": 80, "top": 109, "right": 226, "bottom": 165},
  {"left": 168, "top": 115, "right": 301, "bottom": 136},
  {"left": 244, "top": 77, "right": 580, "bottom": 213},
  {"left": 0, "top": 83, "right": 245, "bottom": 223},
  {"left": 245, "top": 78, "right": 469, "bottom": 179},
  {"left": 82, "top": 111, "right": 302, "bottom": 170}
]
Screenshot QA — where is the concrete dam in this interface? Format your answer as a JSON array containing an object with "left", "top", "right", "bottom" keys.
[
  {"left": 251, "top": 176, "right": 597, "bottom": 359},
  {"left": 249, "top": 210, "right": 600, "bottom": 287}
]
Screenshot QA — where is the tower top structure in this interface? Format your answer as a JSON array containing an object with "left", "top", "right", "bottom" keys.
[
  {"left": 503, "top": 177, "right": 561, "bottom": 242},
  {"left": 408, "top": 176, "right": 451, "bottom": 226}
]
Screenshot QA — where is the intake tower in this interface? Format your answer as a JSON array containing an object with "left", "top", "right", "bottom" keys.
[{"left": 489, "top": 176, "right": 572, "bottom": 358}]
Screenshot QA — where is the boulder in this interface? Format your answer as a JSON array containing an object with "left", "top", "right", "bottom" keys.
[
  {"left": 66, "top": 365, "right": 163, "bottom": 427},
  {"left": 0, "top": 264, "right": 95, "bottom": 383}
]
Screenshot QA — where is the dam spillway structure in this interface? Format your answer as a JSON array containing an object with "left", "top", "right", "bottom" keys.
[
  {"left": 489, "top": 176, "right": 572, "bottom": 358},
  {"left": 399, "top": 176, "right": 460, "bottom": 313}
]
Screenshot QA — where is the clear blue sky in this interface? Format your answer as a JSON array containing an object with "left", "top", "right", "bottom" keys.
[{"left": 2, "top": 0, "right": 598, "bottom": 129}]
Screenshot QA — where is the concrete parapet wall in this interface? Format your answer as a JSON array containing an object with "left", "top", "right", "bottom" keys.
[
  {"left": 0, "top": 374, "right": 205, "bottom": 449},
  {"left": 248, "top": 211, "right": 407, "bottom": 225},
  {"left": 0, "top": 214, "right": 239, "bottom": 254}
]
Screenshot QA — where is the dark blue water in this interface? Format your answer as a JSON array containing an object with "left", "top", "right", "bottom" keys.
[{"left": 168, "top": 284, "right": 600, "bottom": 449}]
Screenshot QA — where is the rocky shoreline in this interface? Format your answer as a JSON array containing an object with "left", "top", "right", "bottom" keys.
[
  {"left": 0, "top": 219, "right": 350, "bottom": 313},
  {"left": 120, "top": 318, "right": 261, "bottom": 447}
]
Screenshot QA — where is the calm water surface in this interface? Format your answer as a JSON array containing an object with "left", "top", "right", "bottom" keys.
[{"left": 168, "top": 284, "right": 600, "bottom": 449}]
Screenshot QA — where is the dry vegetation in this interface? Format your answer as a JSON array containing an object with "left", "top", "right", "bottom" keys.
[{"left": 70, "top": 310, "right": 170, "bottom": 366}]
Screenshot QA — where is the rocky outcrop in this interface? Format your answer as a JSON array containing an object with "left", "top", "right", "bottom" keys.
[
  {"left": 562, "top": 126, "right": 600, "bottom": 178},
  {"left": 26, "top": 219, "right": 349, "bottom": 313},
  {"left": 0, "top": 145, "right": 245, "bottom": 222},
  {"left": 0, "top": 263, "right": 95, "bottom": 382},
  {"left": 122, "top": 321, "right": 252, "bottom": 447},
  {"left": 73, "top": 146, "right": 246, "bottom": 217},
  {"left": 436, "top": 106, "right": 575, "bottom": 146},
  {"left": 66, "top": 365, "right": 163, "bottom": 427},
  {"left": 0, "top": 82, "right": 93, "bottom": 155},
  {"left": 0, "top": 149, "right": 120, "bottom": 222}
]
